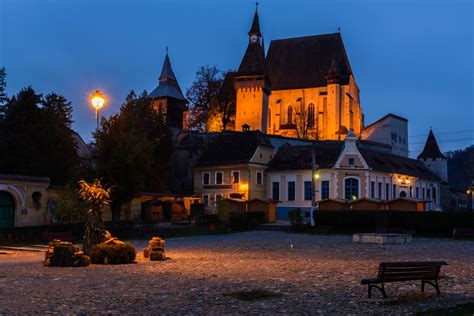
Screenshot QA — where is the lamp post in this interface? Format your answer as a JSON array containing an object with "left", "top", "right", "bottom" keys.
[{"left": 90, "top": 90, "right": 105, "bottom": 130}]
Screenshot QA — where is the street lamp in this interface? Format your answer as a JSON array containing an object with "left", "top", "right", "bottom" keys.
[{"left": 90, "top": 90, "right": 105, "bottom": 129}]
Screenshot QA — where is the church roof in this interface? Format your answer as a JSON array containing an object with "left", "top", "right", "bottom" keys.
[
  {"left": 417, "top": 130, "right": 446, "bottom": 159},
  {"left": 148, "top": 53, "right": 187, "bottom": 102},
  {"left": 265, "top": 33, "right": 353, "bottom": 90},
  {"left": 238, "top": 43, "right": 266, "bottom": 75}
]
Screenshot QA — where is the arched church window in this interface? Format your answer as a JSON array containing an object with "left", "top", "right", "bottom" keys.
[
  {"left": 344, "top": 177, "right": 359, "bottom": 200},
  {"left": 308, "top": 103, "right": 315, "bottom": 127},
  {"left": 287, "top": 106, "right": 293, "bottom": 124}
]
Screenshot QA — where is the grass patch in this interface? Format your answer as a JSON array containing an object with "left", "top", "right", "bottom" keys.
[
  {"left": 416, "top": 302, "right": 474, "bottom": 316},
  {"left": 223, "top": 289, "right": 283, "bottom": 301}
]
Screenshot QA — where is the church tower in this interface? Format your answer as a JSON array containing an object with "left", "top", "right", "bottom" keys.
[
  {"left": 148, "top": 52, "right": 188, "bottom": 129},
  {"left": 418, "top": 129, "right": 448, "bottom": 182},
  {"left": 234, "top": 6, "right": 271, "bottom": 133},
  {"left": 325, "top": 57, "right": 346, "bottom": 140}
]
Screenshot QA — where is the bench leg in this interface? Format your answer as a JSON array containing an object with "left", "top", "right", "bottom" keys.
[
  {"left": 421, "top": 279, "right": 441, "bottom": 296},
  {"left": 367, "top": 284, "right": 387, "bottom": 299}
]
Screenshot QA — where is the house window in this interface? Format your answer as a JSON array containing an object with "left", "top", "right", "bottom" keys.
[
  {"left": 308, "top": 103, "right": 315, "bottom": 127},
  {"left": 345, "top": 178, "right": 359, "bottom": 200},
  {"left": 272, "top": 182, "right": 280, "bottom": 200},
  {"left": 287, "top": 106, "right": 293, "bottom": 124},
  {"left": 427, "top": 189, "right": 431, "bottom": 201},
  {"left": 385, "top": 183, "right": 390, "bottom": 200},
  {"left": 304, "top": 181, "right": 312, "bottom": 201},
  {"left": 232, "top": 171, "right": 240, "bottom": 184},
  {"left": 288, "top": 181, "right": 296, "bottom": 201},
  {"left": 215, "top": 172, "right": 223, "bottom": 185},
  {"left": 393, "top": 184, "right": 397, "bottom": 198},
  {"left": 370, "top": 181, "right": 375, "bottom": 199},
  {"left": 409, "top": 186, "right": 413, "bottom": 198},
  {"left": 202, "top": 172, "right": 210, "bottom": 185},
  {"left": 416, "top": 187, "right": 419, "bottom": 199},
  {"left": 422, "top": 188, "right": 426, "bottom": 200},
  {"left": 202, "top": 194, "right": 209, "bottom": 206},
  {"left": 256, "top": 172, "right": 263, "bottom": 185},
  {"left": 378, "top": 182, "right": 382, "bottom": 199},
  {"left": 321, "top": 181, "right": 330, "bottom": 199},
  {"left": 348, "top": 158, "right": 355, "bottom": 166},
  {"left": 433, "top": 187, "right": 437, "bottom": 203}
]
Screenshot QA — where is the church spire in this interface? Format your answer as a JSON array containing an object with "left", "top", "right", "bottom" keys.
[
  {"left": 159, "top": 50, "right": 177, "bottom": 82},
  {"left": 418, "top": 129, "right": 446, "bottom": 159},
  {"left": 248, "top": 2, "right": 262, "bottom": 37}
]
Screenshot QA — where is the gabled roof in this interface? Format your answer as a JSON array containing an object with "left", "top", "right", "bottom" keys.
[
  {"left": 195, "top": 131, "right": 273, "bottom": 167},
  {"left": 268, "top": 142, "right": 343, "bottom": 170},
  {"left": 417, "top": 130, "right": 445, "bottom": 159},
  {"left": 359, "top": 149, "right": 440, "bottom": 181},
  {"left": 363, "top": 113, "right": 408, "bottom": 132},
  {"left": 265, "top": 33, "right": 353, "bottom": 90},
  {"left": 267, "top": 142, "right": 441, "bottom": 181},
  {"left": 148, "top": 53, "right": 187, "bottom": 102}
]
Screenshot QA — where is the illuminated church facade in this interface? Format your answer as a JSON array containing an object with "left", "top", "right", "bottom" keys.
[{"left": 234, "top": 9, "right": 363, "bottom": 141}]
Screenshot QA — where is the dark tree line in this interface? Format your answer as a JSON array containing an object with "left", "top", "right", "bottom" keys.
[
  {"left": 0, "top": 84, "right": 79, "bottom": 184},
  {"left": 447, "top": 145, "right": 474, "bottom": 190}
]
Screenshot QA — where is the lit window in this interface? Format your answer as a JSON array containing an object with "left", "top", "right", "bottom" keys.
[{"left": 345, "top": 178, "right": 359, "bottom": 200}]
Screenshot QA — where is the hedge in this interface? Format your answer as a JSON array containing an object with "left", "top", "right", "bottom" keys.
[{"left": 313, "top": 211, "right": 474, "bottom": 236}]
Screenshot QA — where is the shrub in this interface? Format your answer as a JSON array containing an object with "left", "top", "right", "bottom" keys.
[
  {"left": 217, "top": 200, "right": 233, "bottom": 221},
  {"left": 288, "top": 209, "right": 303, "bottom": 227},
  {"left": 247, "top": 211, "right": 266, "bottom": 224},
  {"left": 89, "top": 242, "right": 136, "bottom": 264}
]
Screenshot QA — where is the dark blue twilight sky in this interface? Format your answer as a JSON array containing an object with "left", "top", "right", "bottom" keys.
[{"left": 1, "top": 0, "right": 473, "bottom": 156}]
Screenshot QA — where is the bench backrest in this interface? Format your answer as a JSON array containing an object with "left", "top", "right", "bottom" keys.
[{"left": 377, "top": 261, "right": 447, "bottom": 282}]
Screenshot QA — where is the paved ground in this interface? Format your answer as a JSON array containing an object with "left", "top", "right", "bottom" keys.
[{"left": 0, "top": 231, "right": 473, "bottom": 315}]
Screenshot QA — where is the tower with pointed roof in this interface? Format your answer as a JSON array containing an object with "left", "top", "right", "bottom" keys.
[
  {"left": 418, "top": 129, "right": 448, "bottom": 182},
  {"left": 234, "top": 5, "right": 271, "bottom": 133},
  {"left": 148, "top": 52, "right": 188, "bottom": 129},
  {"left": 231, "top": 6, "right": 364, "bottom": 140}
]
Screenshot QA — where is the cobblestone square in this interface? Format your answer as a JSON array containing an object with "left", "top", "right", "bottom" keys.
[{"left": 1, "top": 231, "right": 473, "bottom": 315}]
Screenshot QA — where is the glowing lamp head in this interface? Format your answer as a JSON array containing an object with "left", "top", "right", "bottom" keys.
[
  {"left": 468, "top": 190, "right": 471, "bottom": 194},
  {"left": 90, "top": 90, "right": 105, "bottom": 110},
  {"left": 314, "top": 173, "right": 320, "bottom": 180},
  {"left": 351, "top": 195, "right": 357, "bottom": 201}
]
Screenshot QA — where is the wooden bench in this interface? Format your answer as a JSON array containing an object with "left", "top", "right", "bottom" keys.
[
  {"left": 453, "top": 228, "right": 474, "bottom": 239},
  {"left": 42, "top": 232, "right": 76, "bottom": 243},
  {"left": 361, "top": 261, "right": 447, "bottom": 298}
]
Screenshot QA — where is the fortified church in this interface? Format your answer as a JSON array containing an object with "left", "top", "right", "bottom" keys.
[{"left": 142, "top": 5, "right": 451, "bottom": 220}]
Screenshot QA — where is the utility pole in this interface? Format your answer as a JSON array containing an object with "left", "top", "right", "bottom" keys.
[{"left": 311, "top": 141, "right": 317, "bottom": 226}]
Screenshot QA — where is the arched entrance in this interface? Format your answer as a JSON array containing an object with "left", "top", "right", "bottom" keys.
[{"left": 0, "top": 191, "right": 15, "bottom": 228}]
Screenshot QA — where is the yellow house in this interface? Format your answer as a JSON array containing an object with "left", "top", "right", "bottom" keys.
[{"left": 193, "top": 131, "right": 275, "bottom": 213}]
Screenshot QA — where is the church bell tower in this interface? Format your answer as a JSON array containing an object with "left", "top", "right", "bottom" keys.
[{"left": 234, "top": 5, "right": 271, "bottom": 133}]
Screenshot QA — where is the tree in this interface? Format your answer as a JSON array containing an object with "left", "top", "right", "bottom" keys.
[
  {"left": 79, "top": 179, "right": 111, "bottom": 255},
  {"left": 0, "top": 67, "right": 7, "bottom": 106},
  {"left": 94, "top": 91, "right": 172, "bottom": 220},
  {"left": 56, "top": 184, "right": 87, "bottom": 224},
  {"left": 185, "top": 66, "right": 224, "bottom": 131},
  {"left": 0, "top": 87, "right": 79, "bottom": 184},
  {"left": 446, "top": 145, "right": 474, "bottom": 190},
  {"left": 294, "top": 104, "right": 317, "bottom": 140}
]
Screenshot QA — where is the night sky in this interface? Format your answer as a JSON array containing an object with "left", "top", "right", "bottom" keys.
[{"left": 1, "top": 0, "right": 473, "bottom": 156}]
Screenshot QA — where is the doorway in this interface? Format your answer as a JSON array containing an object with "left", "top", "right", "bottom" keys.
[{"left": 0, "top": 191, "right": 15, "bottom": 228}]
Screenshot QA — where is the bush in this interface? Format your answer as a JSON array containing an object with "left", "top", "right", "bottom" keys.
[
  {"left": 247, "top": 211, "right": 266, "bottom": 224},
  {"left": 288, "top": 209, "right": 304, "bottom": 227},
  {"left": 217, "top": 200, "right": 233, "bottom": 221},
  {"left": 89, "top": 242, "right": 136, "bottom": 264}
]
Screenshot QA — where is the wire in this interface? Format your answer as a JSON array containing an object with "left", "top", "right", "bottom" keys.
[
  {"left": 409, "top": 129, "right": 474, "bottom": 138},
  {"left": 409, "top": 137, "right": 474, "bottom": 145}
]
